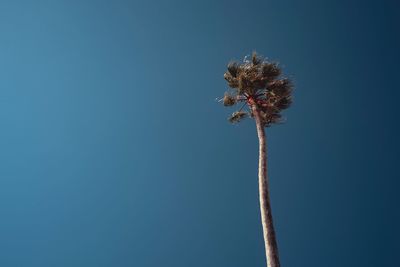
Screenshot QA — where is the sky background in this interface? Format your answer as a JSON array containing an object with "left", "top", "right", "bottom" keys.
[{"left": 0, "top": 0, "right": 399, "bottom": 266}]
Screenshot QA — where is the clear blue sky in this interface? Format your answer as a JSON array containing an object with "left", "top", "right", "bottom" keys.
[{"left": 0, "top": 1, "right": 399, "bottom": 266}]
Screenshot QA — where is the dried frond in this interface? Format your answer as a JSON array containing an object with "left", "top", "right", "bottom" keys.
[
  {"left": 252, "top": 78, "right": 268, "bottom": 90},
  {"left": 223, "top": 93, "right": 237, "bottom": 106},
  {"left": 262, "top": 103, "right": 279, "bottom": 114},
  {"left": 261, "top": 62, "right": 281, "bottom": 80},
  {"left": 224, "top": 72, "right": 239, "bottom": 88},
  {"left": 264, "top": 91, "right": 278, "bottom": 105},
  {"left": 258, "top": 112, "right": 282, "bottom": 127},
  {"left": 268, "top": 79, "right": 292, "bottom": 95},
  {"left": 275, "top": 96, "right": 292, "bottom": 110},
  {"left": 266, "top": 113, "right": 283, "bottom": 126},
  {"left": 227, "top": 62, "right": 240, "bottom": 77},
  {"left": 228, "top": 111, "right": 248, "bottom": 124},
  {"left": 238, "top": 73, "right": 254, "bottom": 94},
  {"left": 252, "top": 51, "right": 262, "bottom": 65}
]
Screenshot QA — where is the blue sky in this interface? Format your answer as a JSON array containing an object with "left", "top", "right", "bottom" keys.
[{"left": 0, "top": 1, "right": 399, "bottom": 266}]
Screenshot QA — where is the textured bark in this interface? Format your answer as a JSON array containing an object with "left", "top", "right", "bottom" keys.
[{"left": 251, "top": 103, "right": 281, "bottom": 267}]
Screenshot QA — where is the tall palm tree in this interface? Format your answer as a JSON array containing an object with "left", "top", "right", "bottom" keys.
[{"left": 221, "top": 52, "right": 293, "bottom": 267}]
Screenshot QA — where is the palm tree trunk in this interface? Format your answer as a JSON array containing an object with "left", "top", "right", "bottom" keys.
[{"left": 251, "top": 104, "right": 281, "bottom": 267}]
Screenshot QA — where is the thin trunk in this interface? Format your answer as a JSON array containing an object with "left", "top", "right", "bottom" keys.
[{"left": 251, "top": 104, "right": 281, "bottom": 267}]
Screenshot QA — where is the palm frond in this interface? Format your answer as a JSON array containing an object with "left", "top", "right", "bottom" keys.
[
  {"left": 223, "top": 93, "right": 237, "bottom": 106},
  {"left": 224, "top": 72, "right": 239, "bottom": 88},
  {"left": 267, "top": 113, "right": 284, "bottom": 126},
  {"left": 259, "top": 112, "right": 282, "bottom": 127},
  {"left": 275, "top": 96, "right": 292, "bottom": 110},
  {"left": 228, "top": 111, "right": 248, "bottom": 124},
  {"left": 252, "top": 51, "right": 262, "bottom": 65},
  {"left": 252, "top": 78, "right": 268, "bottom": 90},
  {"left": 227, "top": 62, "right": 240, "bottom": 77},
  {"left": 261, "top": 62, "right": 281, "bottom": 80},
  {"left": 268, "top": 79, "right": 292, "bottom": 97},
  {"left": 238, "top": 74, "right": 250, "bottom": 93}
]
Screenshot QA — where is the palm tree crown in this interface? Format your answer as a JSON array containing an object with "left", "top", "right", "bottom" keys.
[{"left": 222, "top": 52, "right": 293, "bottom": 127}]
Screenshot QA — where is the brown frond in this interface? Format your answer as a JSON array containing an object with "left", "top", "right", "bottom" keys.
[
  {"left": 252, "top": 78, "right": 268, "bottom": 90},
  {"left": 260, "top": 112, "right": 283, "bottom": 127},
  {"left": 228, "top": 111, "right": 248, "bottom": 123},
  {"left": 238, "top": 74, "right": 252, "bottom": 93},
  {"left": 252, "top": 51, "right": 262, "bottom": 65},
  {"left": 261, "top": 63, "right": 281, "bottom": 80},
  {"left": 267, "top": 113, "right": 283, "bottom": 126},
  {"left": 223, "top": 93, "right": 237, "bottom": 106},
  {"left": 224, "top": 72, "right": 239, "bottom": 88},
  {"left": 268, "top": 78, "right": 292, "bottom": 97},
  {"left": 227, "top": 62, "right": 240, "bottom": 77},
  {"left": 275, "top": 96, "right": 292, "bottom": 110}
]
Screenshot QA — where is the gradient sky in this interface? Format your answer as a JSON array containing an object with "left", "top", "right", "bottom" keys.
[{"left": 0, "top": 1, "right": 399, "bottom": 267}]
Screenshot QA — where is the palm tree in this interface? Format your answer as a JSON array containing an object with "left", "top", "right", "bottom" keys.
[{"left": 221, "top": 52, "right": 293, "bottom": 267}]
